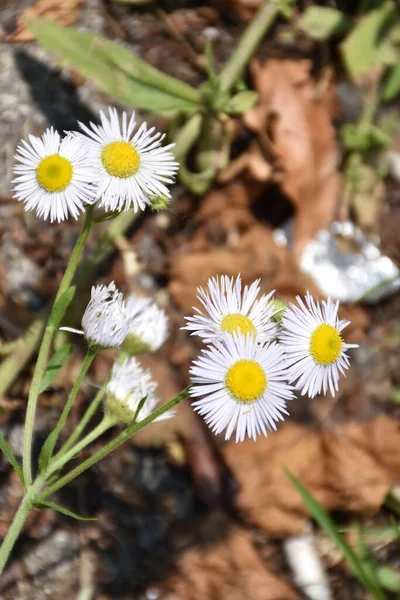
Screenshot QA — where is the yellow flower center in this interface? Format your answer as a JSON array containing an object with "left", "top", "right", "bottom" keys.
[
  {"left": 101, "top": 141, "right": 140, "bottom": 178},
  {"left": 225, "top": 359, "right": 267, "bottom": 403},
  {"left": 221, "top": 313, "right": 256, "bottom": 337},
  {"left": 310, "top": 324, "right": 343, "bottom": 365},
  {"left": 36, "top": 154, "right": 73, "bottom": 192}
]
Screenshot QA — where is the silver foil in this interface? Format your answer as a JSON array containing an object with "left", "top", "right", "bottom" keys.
[{"left": 274, "top": 220, "right": 400, "bottom": 303}]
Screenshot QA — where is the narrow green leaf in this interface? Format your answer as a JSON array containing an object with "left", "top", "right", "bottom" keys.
[
  {"left": 341, "top": 2, "right": 397, "bottom": 80},
  {"left": 383, "top": 62, "right": 400, "bottom": 101},
  {"left": 377, "top": 565, "right": 400, "bottom": 591},
  {"left": 33, "top": 499, "right": 96, "bottom": 522},
  {"left": 298, "top": 6, "right": 349, "bottom": 41},
  {"left": 26, "top": 18, "right": 201, "bottom": 115},
  {"left": 50, "top": 286, "right": 76, "bottom": 332},
  {"left": 38, "top": 430, "right": 58, "bottom": 473},
  {"left": 39, "top": 344, "right": 73, "bottom": 394},
  {"left": 227, "top": 90, "right": 258, "bottom": 115},
  {"left": 285, "top": 469, "right": 381, "bottom": 595},
  {"left": 0, "top": 434, "right": 24, "bottom": 484}
]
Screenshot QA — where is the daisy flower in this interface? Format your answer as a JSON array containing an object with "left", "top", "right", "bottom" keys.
[
  {"left": 123, "top": 294, "right": 168, "bottom": 355},
  {"left": 189, "top": 332, "right": 294, "bottom": 442},
  {"left": 13, "top": 127, "right": 96, "bottom": 222},
  {"left": 62, "top": 282, "right": 132, "bottom": 349},
  {"left": 105, "top": 357, "right": 174, "bottom": 425},
  {"left": 279, "top": 292, "right": 358, "bottom": 398},
  {"left": 184, "top": 275, "right": 278, "bottom": 343},
  {"left": 77, "top": 107, "right": 179, "bottom": 212}
]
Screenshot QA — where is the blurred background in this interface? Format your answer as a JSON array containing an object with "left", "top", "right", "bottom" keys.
[{"left": 0, "top": 0, "right": 400, "bottom": 598}]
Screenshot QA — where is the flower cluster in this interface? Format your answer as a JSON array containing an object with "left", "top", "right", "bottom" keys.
[
  {"left": 13, "top": 107, "right": 178, "bottom": 222},
  {"left": 184, "top": 275, "right": 358, "bottom": 442},
  {"left": 61, "top": 282, "right": 169, "bottom": 425}
]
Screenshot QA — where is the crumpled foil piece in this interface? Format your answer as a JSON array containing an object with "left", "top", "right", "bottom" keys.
[{"left": 274, "top": 220, "right": 400, "bottom": 303}]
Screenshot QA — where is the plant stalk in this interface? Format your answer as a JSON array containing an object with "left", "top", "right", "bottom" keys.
[
  {"left": 0, "top": 474, "right": 45, "bottom": 575},
  {"left": 38, "top": 388, "right": 189, "bottom": 501},
  {"left": 22, "top": 209, "right": 93, "bottom": 485},
  {"left": 219, "top": 1, "right": 279, "bottom": 94}
]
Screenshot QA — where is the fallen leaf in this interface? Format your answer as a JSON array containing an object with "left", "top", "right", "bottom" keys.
[
  {"left": 245, "top": 59, "right": 340, "bottom": 254},
  {"left": 169, "top": 221, "right": 319, "bottom": 315},
  {"left": 161, "top": 527, "right": 299, "bottom": 600},
  {"left": 223, "top": 416, "right": 400, "bottom": 538},
  {"left": 7, "top": 0, "right": 84, "bottom": 43}
]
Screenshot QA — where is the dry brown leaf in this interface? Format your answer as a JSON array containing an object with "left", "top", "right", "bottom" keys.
[
  {"left": 7, "top": 0, "right": 84, "bottom": 43},
  {"left": 223, "top": 416, "right": 400, "bottom": 537},
  {"left": 245, "top": 59, "right": 340, "bottom": 254},
  {"left": 169, "top": 223, "right": 319, "bottom": 315},
  {"left": 161, "top": 527, "right": 299, "bottom": 600}
]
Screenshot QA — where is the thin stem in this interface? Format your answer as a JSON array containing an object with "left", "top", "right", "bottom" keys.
[
  {"left": 0, "top": 475, "right": 45, "bottom": 575},
  {"left": 219, "top": 1, "right": 279, "bottom": 93},
  {"left": 23, "top": 209, "right": 93, "bottom": 485},
  {"left": 38, "top": 388, "right": 189, "bottom": 501},
  {"left": 57, "top": 384, "right": 107, "bottom": 457},
  {"left": 48, "top": 415, "right": 115, "bottom": 476},
  {"left": 43, "top": 347, "right": 97, "bottom": 464}
]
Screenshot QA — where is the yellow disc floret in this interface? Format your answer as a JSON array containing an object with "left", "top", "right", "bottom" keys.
[
  {"left": 221, "top": 314, "right": 256, "bottom": 337},
  {"left": 310, "top": 324, "right": 343, "bottom": 365},
  {"left": 225, "top": 359, "right": 267, "bottom": 403},
  {"left": 36, "top": 155, "right": 73, "bottom": 192},
  {"left": 101, "top": 141, "right": 140, "bottom": 178}
]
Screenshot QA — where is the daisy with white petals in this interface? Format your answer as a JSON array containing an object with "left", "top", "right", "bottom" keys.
[
  {"left": 280, "top": 292, "right": 358, "bottom": 398},
  {"left": 13, "top": 127, "right": 96, "bottom": 222},
  {"left": 184, "top": 275, "right": 278, "bottom": 343},
  {"left": 77, "top": 107, "right": 179, "bottom": 212},
  {"left": 123, "top": 294, "right": 168, "bottom": 355},
  {"left": 61, "top": 282, "right": 132, "bottom": 349},
  {"left": 190, "top": 332, "right": 294, "bottom": 442},
  {"left": 105, "top": 357, "right": 174, "bottom": 425}
]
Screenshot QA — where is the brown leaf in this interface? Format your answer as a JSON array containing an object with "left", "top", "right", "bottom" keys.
[
  {"left": 169, "top": 220, "right": 318, "bottom": 315},
  {"left": 245, "top": 59, "right": 340, "bottom": 254},
  {"left": 223, "top": 416, "right": 400, "bottom": 538},
  {"left": 7, "top": 0, "right": 84, "bottom": 43},
  {"left": 161, "top": 527, "right": 299, "bottom": 600}
]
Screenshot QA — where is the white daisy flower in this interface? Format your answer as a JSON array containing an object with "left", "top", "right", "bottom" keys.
[
  {"left": 61, "top": 282, "right": 131, "bottom": 349},
  {"left": 279, "top": 292, "right": 358, "bottom": 398},
  {"left": 12, "top": 127, "right": 96, "bottom": 222},
  {"left": 123, "top": 294, "right": 169, "bottom": 355},
  {"left": 77, "top": 107, "right": 179, "bottom": 212},
  {"left": 105, "top": 357, "right": 174, "bottom": 425},
  {"left": 189, "top": 332, "right": 294, "bottom": 442},
  {"left": 184, "top": 275, "right": 278, "bottom": 343}
]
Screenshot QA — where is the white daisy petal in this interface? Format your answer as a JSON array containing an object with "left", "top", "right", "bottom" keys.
[
  {"left": 76, "top": 107, "right": 179, "bottom": 213},
  {"left": 184, "top": 275, "right": 278, "bottom": 343},
  {"left": 12, "top": 127, "right": 97, "bottom": 222},
  {"left": 122, "top": 293, "right": 169, "bottom": 354},
  {"left": 106, "top": 357, "right": 174, "bottom": 425},
  {"left": 280, "top": 292, "right": 358, "bottom": 398},
  {"left": 189, "top": 332, "right": 294, "bottom": 442},
  {"left": 81, "top": 282, "right": 132, "bottom": 349}
]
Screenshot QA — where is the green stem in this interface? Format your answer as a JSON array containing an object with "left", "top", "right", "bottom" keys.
[
  {"left": 57, "top": 384, "right": 107, "bottom": 457},
  {"left": 23, "top": 209, "right": 93, "bottom": 485},
  {"left": 42, "top": 347, "right": 97, "bottom": 465},
  {"left": 48, "top": 414, "right": 115, "bottom": 476},
  {"left": 38, "top": 388, "right": 189, "bottom": 501},
  {"left": 0, "top": 474, "right": 45, "bottom": 575},
  {"left": 219, "top": 1, "right": 279, "bottom": 93}
]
